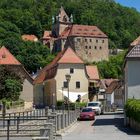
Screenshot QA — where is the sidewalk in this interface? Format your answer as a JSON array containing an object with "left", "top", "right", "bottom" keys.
[{"left": 103, "top": 110, "right": 124, "bottom": 115}]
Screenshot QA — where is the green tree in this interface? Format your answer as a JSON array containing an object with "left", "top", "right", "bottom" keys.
[
  {"left": 97, "top": 51, "right": 126, "bottom": 79},
  {"left": 0, "top": 66, "right": 23, "bottom": 101}
]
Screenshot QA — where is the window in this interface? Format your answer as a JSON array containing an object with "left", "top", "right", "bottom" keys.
[
  {"left": 95, "top": 46, "right": 97, "bottom": 49},
  {"left": 85, "top": 46, "right": 88, "bottom": 49},
  {"left": 63, "top": 81, "right": 68, "bottom": 88},
  {"left": 76, "top": 81, "right": 80, "bottom": 88},
  {"left": 90, "top": 39, "right": 92, "bottom": 42},
  {"left": 89, "top": 46, "right": 91, "bottom": 49},
  {"left": 85, "top": 38, "right": 87, "bottom": 42},
  {"left": 96, "top": 40, "right": 98, "bottom": 43},
  {"left": 100, "top": 46, "right": 102, "bottom": 50},
  {"left": 77, "top": 38, "right": 81, "bottom": 42},
  {"left": 102, "top": 40, "right": 104, "bottom": 43},
  {"left": 70, "top": 68, "right": 74, "bottom": 74}
]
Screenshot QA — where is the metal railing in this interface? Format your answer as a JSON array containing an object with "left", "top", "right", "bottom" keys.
[{"left": 0, "top": 107, "right": 80, "bottom": 140}]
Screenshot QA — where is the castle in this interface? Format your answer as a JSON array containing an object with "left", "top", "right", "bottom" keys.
[{"left": 43, "top": 7, "right": 109, "bottom": 63}]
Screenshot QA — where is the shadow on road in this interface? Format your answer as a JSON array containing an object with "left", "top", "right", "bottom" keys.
[{"left": 92, "top": 115, "right": 140, "bottom": 135}]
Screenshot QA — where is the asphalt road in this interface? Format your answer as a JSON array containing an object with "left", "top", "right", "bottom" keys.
[
  {"left": 0, "top": 114, "right": 140, "bottom": 140},
  {"left": 62, "top": 114, "right": 140, "bottom": 140}
]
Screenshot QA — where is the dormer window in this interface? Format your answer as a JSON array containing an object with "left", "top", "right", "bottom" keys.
[
  {"left": 2, "top": 54, "right": 6, "bottom": 58},
  {"left": 63, "top": 15, "right": 67, "bottom": 22}
]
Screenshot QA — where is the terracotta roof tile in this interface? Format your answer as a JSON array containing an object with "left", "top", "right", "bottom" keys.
[
  {"left": 43, "top": 31, "right": 52, "bottom": 39},
  {"left": 0, "top": 46, "right": 21, "bottom": 65},
  {"left": 69, "top": 25, "right": 107, "bottom": 38},
  {"left": 100, "top": 79, "right": 118, "bottom": 89},
  {"left": 34, "top": 49, "right": 66, "bottom": 84},
  {"left": 58, "top": 47, "right": 84, "bottom": 64},
  {"left": 22, "top": 34, "right": 38, "bottom": 42},
  {"left": 34, "top": 47, "right": 84, "bottom": 84},
  {"left": 60, "top": 27, "right": 71, "bottom": 38},
  {"left": 106, "top": 80, "right": 120, "bottom": 94},
  {"left": 86, "top": 65, "right": 99, "bottom": 80}
]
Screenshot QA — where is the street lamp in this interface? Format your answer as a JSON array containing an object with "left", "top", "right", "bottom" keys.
[{"left": 65, "top": 74, "right": 71, "bottom": 124}]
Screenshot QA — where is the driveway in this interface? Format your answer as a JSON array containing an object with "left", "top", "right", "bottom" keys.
[{"left": 62, "top": 114, "right": 140, "bottom": 140}]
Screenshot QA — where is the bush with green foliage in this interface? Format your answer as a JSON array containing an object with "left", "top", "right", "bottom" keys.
[
  {"left": 125, "top": 99, "right": 140, "bottom": 123},
  {"left": 0, "top": 66, "right": 23, "bottom": 101},
  {"left": 56, "top": 100, "right": 87, "bottom": 110},
  {"left": 96, "top": 51, "right": 126, "bottom": 78}
]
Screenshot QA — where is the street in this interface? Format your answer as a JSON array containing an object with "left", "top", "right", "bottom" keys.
[
  {"left": 0, "top": 114, "right": 140, "bottom": 140},
  {"left": 62, "top": 114, "right": 140, "bottom": 140}
]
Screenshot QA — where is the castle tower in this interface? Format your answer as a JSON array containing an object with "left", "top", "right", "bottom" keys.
[{"left": 52, "top": 6, "right": 72, "bottom": 37}]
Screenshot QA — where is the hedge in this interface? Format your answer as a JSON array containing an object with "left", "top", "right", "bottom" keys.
[
  {"left": 125, "top": 99, "right": 140, "bottom": 123},
  {"left": 56, "top": 100, "right": 87, "bottom": 109}
]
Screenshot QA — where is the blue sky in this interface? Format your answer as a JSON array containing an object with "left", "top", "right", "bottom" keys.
[{"left": 115, "top": 0, "right": 140, "bottom": 12}]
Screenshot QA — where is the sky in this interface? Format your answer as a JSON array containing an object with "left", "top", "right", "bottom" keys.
[{"left": 115, "top": 0, "right": 140, "bottom": 12}]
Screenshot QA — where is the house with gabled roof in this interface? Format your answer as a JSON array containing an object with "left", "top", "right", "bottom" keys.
[
  {"left": 124, "top": 44, "right": 140, "bottom": 101},
  {"left": 43, "top": 6, "right": 109, "bottom": 63},
  {"left": 34, "top": 47, "right": 89, "bottom": 107},
  {"left": 130, "top": 36, "right": 140, "bottom": 47},
  {"left": 0, "top": 46, "right": 33, "bottom": 109},
  {"left": 86, "top": 65, "right": 100, "bottom": 101},
  {"left": 22, "top": 34, "right": 38, "bottom": 42}
]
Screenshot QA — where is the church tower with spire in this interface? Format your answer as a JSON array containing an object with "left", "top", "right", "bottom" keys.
[{"left": 52, "top": 6, "right": 72, "bottom": 37}]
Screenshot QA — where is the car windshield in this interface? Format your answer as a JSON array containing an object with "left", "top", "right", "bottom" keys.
[
  {"left": 82, "top": 108, "right": 93, "bottom": 112},
  {"left": 88, "top": 103, "right": 99, "bottom": 107}
]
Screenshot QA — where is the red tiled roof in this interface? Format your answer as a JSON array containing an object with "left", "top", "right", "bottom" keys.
[
  {"left": 86, "top": 65, "right": 99, "bottom": 80},
  {"left": 126, "top": 45, "right": 140, "bottom": 58},
  {"left": 58, "top": 47, "right": 84, "bottom": 64},
  {"left": 0, "top": 46, "right": 21, "bottom": 65},
  {"left": 22, "top": 34, "right": 38, "bottom": 42},
  {"left": 130, "top": 36, "right": 140, "bottom": 46},
  {"left": 60, "top": 26, "right": 71, "bottom": 38},
  {"left": 34, "top": 47, "right": 84, "bottom": 84},
  {"left": 43, "top": 31, "right": 52, "bottom": 39},
  {"left": 69, "top": 25, "right": 107, "bottom": 38},
  {"left": 106, "top": 80, "right": 121, "bottom": 94},
  {"left": 34, "top": 49, "right": 66, "bottom": 84},
  {"left": 100, "top": 79, "right": 118, "bottom": 89}
]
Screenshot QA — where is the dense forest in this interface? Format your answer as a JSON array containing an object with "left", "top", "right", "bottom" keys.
[{"left": 0, "top": 0, "right": 140, "bottom": 76}]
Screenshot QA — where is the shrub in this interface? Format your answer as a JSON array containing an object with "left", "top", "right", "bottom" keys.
[
  {"left": 57, "top": 100, "right": 64, "bottom": 107},
  {"left": 75, "top": 102, "right": 87, "bottom": 108},
  {"left": 125, "top": 99, "right": 140, "bottom": 123}
]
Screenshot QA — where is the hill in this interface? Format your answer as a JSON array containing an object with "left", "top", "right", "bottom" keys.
[{"left": 0, "top": 0, "right": 139, "bottom": 74}]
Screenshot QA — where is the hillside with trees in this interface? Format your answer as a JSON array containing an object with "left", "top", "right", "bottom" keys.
[{"left": 0, "top": 0, "right": 140, "bottom": 76}]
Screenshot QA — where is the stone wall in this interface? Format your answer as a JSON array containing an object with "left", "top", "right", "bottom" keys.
[
  {"left": 128, "top": 118, "right": 140, "bottom": 133},
  {"left": 65, "top": 36, "right": 109, "bottom": 63}
]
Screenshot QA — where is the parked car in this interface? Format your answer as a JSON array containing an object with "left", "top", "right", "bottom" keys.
[
  {"left": 79, "top": 108, "right": 95, "bottom": 120},
  {"left": 86, "top": 101, "right": 103, "bottom": 115}
]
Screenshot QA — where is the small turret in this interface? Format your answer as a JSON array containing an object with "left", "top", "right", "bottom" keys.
[
  {"left": 70, "top": 14, "right": 73, "bottom": 23},
  {"left": 52, "top": 16, "right": 55, "bottom": 24}
]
